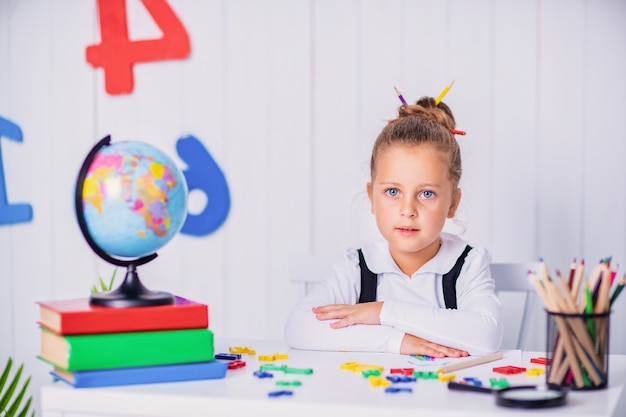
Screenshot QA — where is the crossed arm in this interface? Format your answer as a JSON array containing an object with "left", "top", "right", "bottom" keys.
[{"left": 312, "top": 302, "right": 469, "bottom": 358}]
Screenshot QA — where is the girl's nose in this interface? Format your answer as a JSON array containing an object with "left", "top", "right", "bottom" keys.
[{"left": 400, "top": 201, "right": 417, "bottom": 218}]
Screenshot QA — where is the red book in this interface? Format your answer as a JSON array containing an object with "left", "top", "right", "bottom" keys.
[{"left": 37, "top": 296, "right": 208, "bottom": 335}]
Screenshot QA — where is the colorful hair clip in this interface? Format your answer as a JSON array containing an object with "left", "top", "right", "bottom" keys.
[
  {"left": 435, "top": 80, "right": 455, "bottom": 105},
  {"left": 394, "top": 86, "right": 408, "bottom": 106},
  {"left": 450, "top": 129, "right": 466, "bottom": 136}
]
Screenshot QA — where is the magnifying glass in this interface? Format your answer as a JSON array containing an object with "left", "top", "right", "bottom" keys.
[{"left": 448, "top": 381, "right": 568, "bottom": 409}]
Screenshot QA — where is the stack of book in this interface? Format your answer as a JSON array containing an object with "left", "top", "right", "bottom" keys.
[{"left": 37, "top": 295, "right": 227, "bottom": 388}]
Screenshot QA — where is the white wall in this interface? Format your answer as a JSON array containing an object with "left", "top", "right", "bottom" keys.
[{"left": 1, "top": 0, "right": 626, "bottom": 413}]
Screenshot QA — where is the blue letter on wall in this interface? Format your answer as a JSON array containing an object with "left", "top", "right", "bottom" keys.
[
  {"left": 0, "top": 116, "right": 33, "bottom": 225},
  {"left": 176, "top": 135, "right": 230, "bottom": 236}
]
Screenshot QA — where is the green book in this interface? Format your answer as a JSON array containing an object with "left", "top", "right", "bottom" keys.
[{"left": 39, "top": 327, "right": 214, "bottom": 371}]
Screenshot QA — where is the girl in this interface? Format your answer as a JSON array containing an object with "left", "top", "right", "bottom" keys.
[{"left": 284, "top": 97, "right": 502, "bottom": 357}]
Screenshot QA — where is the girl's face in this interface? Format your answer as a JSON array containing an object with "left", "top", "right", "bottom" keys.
[{"left": 367, "top": 144, "right": 461, "bottom": 273}]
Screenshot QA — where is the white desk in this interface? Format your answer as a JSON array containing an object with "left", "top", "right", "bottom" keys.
[{"left": 41, "top": 338, "right": 626, "bottom": 417}]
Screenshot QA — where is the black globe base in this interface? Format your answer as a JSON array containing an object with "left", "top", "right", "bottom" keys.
[{"left": 89, "top": 263, "right": 175, "bottom": 308}]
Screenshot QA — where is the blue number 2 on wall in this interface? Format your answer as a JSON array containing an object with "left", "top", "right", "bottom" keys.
[
  {"left": 0, "top": 116, "right": 33, "bottom": 225},
  {"left": 176, "top": 135, "right": 230, "bottom": 236}
]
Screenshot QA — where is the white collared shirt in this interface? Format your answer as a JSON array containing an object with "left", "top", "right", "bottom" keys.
[{"left": 284, "top": 233, "right": 503, "bottom": 355}]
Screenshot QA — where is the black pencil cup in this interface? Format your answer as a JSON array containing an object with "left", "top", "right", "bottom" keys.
[{"left": 545, "top": 310, "right": 610, "bottom": 390}]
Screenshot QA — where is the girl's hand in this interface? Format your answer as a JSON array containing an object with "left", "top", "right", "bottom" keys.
[
  {"left": 312, "top": 302, "right": 383, "bottom": 329},
  {"left": 400, "top": 334, "right": 469, "bottom": 357}
]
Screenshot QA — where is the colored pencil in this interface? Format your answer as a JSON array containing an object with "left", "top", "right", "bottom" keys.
[
  {"left": 434, "top": 80, "right": 455, "bottom": 105},
  {"left": 394, "top": 86, "right": 407, "bottom": 106},
  {"left": 570, "top": 259, "right": 585, "bottom": 304},
  {"left": 584, "top": 283, "right": 596, "bottom": 338},
  {"left": 437, "top": 352, "right": 503, "bottom": 374},
  {"left": 610, "top": 275, "right": 626, "bottom": 306},
  {"left": 567, "top": 258, "right": 576, "bottom": 289},
  {"left": 594, "top": 266, "right": 612, "bottom": 314},
  {"left": 532, "top": 259, "right": 613, "bottom": 388},
  {"left": 610, "top": 263, "right": 619, "bottom": 286}
]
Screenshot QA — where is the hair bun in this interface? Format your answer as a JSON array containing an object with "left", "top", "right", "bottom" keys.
[{"left": 397, "top": 97, "right": 456, "bottom": 130}]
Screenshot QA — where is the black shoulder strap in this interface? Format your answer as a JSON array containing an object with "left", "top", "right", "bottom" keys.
[
  {"left": 357, "top": 249, "right": 377, "bottom": 303},
  {"left": 358, "top": 245, "right": 472, "bottom": 308},
  {"left": 442, "top": 244, "right": 473, "bottom": 310}
]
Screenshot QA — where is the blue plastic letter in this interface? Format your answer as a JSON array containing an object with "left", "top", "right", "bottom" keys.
[{"left": 0, "top": 116, "right": 33, "bottom": 225}]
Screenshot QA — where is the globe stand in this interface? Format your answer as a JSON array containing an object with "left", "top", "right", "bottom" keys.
[
  {"left": 75, "top": 135, "right": 176, "bottom": 308},
  {"left": 89, "top": 262, "right": 175, "bottom": 308}
]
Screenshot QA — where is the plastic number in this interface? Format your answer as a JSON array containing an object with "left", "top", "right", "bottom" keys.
[
  {"left": 0, "top": 116, "right": 33, "bottom": 226},
  {"left": 86, "top": 0, "right": 191, "bottom": 95},
  {"left": 176, "top": 135, "right": 230, "bottom": 237}
]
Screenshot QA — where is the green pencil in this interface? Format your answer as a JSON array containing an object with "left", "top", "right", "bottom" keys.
[
  {"left": 610, "top": 275, "right": 626, "bottom": 306},
  {"left": 584, "top": 284, "right": 595, "bottom": 340}
]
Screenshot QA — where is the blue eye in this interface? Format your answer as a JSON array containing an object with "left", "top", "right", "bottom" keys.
[
  {"left": 385, "top": 188, "right": 399, "bottom": 197},
  {"left": 421, "top": 190, "right": 435, "bottom": 199}
]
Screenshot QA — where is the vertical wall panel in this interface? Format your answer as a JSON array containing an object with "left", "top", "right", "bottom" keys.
[
  {"left": 49, "top": 0, "right": 99, "bottom": 300},
  {"left": 583, "top": 0, "right": 626, "bottom": 355},
  {"left": 264, "top": 0, "right": 312, "bottom": 337},
  {"left": 491, "top": 1, "right": 543, "bottom": 350},
  {"left": 491, "top": 1, "right": 539, "bottom": 262},
  {"left": 537, "top": 0, "right": 586, "bottom": 268},
  {"left": 222, "top": 0, "right": 270, "bottom": 338},
  {"left": 313, "top": 0, "right": 361, "bottom": 256},
  {"left": 402, "top": 1, "right": 451, "bottom": 95},
  {"left": 582, "top": 0, "right": 626, "bottom": 274}
]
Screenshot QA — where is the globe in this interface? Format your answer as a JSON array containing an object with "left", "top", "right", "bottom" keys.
[
  {"left": 75, "top": 135, "right": 188, "bottom": 307},
  {"left": 81, "top": 140, "right": 187, "bottom": 258}
]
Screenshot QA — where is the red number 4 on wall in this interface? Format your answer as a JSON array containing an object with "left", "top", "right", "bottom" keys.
[{"left": 86, "top": 0, "right": 191, "bottom": 95}]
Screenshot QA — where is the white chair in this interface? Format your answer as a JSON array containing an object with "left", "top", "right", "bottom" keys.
[
  {"left": 289, "top": 255, "right": 542, "bottom": 350},
  {"left": 289, "top": 254, "right": 337, "bottom": 298},
  {"left": 490, "top": 262, "right": 543, "bottom": 350}
]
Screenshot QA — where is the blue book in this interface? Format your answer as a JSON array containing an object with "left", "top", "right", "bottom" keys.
[{"left": 51, "top": 360, "right": 227, "bottom": 388}]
